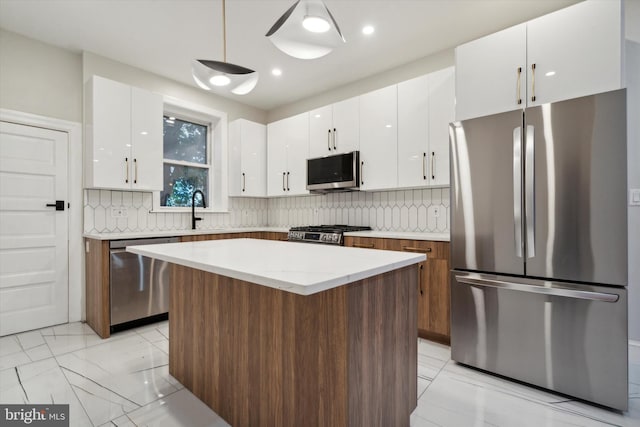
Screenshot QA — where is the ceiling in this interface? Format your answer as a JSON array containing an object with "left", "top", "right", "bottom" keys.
[{"left": 0, "top": 0, "right": 583, "bottom": 111}]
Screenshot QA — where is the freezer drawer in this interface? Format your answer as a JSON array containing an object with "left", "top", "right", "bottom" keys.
[{"left": 450, "top": 271, "right": 628, "bottom": 410}]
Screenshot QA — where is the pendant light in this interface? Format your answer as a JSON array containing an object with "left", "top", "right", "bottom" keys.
[
  {"left": 192, "top": 0, "right": 258, "bottom": 95},
  {"left": 266, "top": 0, "right": 345, "bottom": 60}
]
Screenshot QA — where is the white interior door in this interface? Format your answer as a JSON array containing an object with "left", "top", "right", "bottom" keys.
[{"left": 0, "top": 121, "right": 68, "bottom": 336}]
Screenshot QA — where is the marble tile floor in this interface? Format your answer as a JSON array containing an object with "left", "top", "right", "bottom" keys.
[{"left": 0, "top": 321, "right": 638, "bottom": 427}]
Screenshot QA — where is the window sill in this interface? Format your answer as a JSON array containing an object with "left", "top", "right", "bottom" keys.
[{"left": 149, "top": 208, "right": 229, "bottom": 214}]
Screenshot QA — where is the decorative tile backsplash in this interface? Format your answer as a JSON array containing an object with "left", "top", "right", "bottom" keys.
[
  {"left": 83, "top": 188, "right": 449, "bottom": 234},
  {"left": 83, "top": 189, "right": 269, "bottom": 233},
  {"left": 268, "top": 188, "right": 449, "bottom": 232}
]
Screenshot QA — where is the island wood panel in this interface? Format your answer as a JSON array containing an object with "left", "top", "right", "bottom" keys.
[
  {"left": 344, "top": 236, "right": 451, "bottom": 344},
  {"left": 170, "top": 264, "right": 417, "bottom": 427},
  {"left": 84, "top": 238, "right": 110, "bottom": 338}
]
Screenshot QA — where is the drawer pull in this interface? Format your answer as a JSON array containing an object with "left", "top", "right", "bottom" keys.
[
  {"left": 419, "top": 264, "right": 424, "bottom": 295},
  {"left": 402, "top": 246, "right": 432, "bottom": 253},
  {"left": 354, "top": 243, "right": 375, "bottom": 249}
]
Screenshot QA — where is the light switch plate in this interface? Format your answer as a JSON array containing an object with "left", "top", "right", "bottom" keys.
[{"left": 631, "top": 189, "right": 640, "bottom": 206}]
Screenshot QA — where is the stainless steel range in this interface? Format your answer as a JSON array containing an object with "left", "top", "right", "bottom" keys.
[{"left": 288, "top": 225, "right": 371, "bottom": 245}]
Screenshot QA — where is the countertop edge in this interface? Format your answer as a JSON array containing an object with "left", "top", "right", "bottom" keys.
[{"left": 127, "top": 239, "right": 425, "bottom": 296}]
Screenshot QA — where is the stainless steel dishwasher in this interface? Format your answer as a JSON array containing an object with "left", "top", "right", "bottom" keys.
[{"left": 109, "top": 237, "right": 179, "bottom": 331}]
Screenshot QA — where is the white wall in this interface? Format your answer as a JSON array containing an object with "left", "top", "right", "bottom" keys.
[
  {"left": 0, "top": 29, "right": 83, "bottom": 122},
  {"left": 267, "top": 48, "right": 454, "bottom": 122},
  {"left": 82, "top": 52, "right": 267, "bottom": 124}
]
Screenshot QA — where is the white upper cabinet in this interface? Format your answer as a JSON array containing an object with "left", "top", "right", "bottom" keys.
[
  {"left": 455, "top": 24, "right": 527, "bottom": 121},
  {"left": 398, "top": 67, "right": 455, "bottom": 188},
  {"left": 267, "top": 112, "right": 309, "bottom": 197},
  {"left": 455, "top": 0, "right": 623, "bottom": 121},
  {"left": 229, "top": 119, "right": 267, "bottom": 197},
  {"left": 398, "top": 74, "right": 429, "bottom": 188},
  {"left": 526, "top": 0, "right": 623, "bottom": 107},
  {"left": 359, "top": 85, "right": 398, "bottom": 191},
  {"left": 85, "top": 75, "right": 163, "bottom": 190},
  {"left": 308, "top": 97, "right": 359, "bottom": 158},
  {"left": 427, "top": 67, "right": 455, "bottom": 186}
]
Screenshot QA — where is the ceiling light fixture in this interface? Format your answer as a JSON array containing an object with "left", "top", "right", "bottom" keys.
[
  {"left": 191, "top": 0, "right": 258, "bottom": 95},
  {"left": 266, "top": 0, "right": 345, "bottom": 60},
  {"left": 362, "top": 25, "right": 375, "bottom": 35},
  {"left": 272, "top": 68, "right": 283, "bottom": 76}
]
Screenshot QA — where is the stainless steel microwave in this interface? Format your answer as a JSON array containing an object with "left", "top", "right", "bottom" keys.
[{"left": 307, "top": 151, "right": 360, "bottom": 193}]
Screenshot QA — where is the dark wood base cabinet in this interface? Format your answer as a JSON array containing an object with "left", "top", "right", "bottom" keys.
[
  {"left": 344, "top": 236, "right": 451, "bottom": 344},
  {"left": 170, "top": 264, "right": 418, "bottom": 427},
  {"left": 84, "top": 232, "right": 289, "bottom": 339}
]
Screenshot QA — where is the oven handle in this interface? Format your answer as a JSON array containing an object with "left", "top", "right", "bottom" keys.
[{"left": 456, "top": 275, "right": 619, "bottom": 302}]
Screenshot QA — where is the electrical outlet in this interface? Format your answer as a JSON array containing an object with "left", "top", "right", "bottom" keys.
[
  {"left": 631, "top": 189, "right": 640, "bottom": 206},
  {"left": 110, "top": 207, "right": 128, "bottom": 218},
  {"left": 433, "top": 207, "right": 440, "bottom": 218}
]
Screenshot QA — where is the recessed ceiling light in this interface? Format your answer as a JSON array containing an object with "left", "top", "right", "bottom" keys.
[
  {"left": 362, "top": 25, "right": 375, "bottom": 35},
  {"left": 272, "top": 68, "right": 283, "bottom": 76},
  {"left": 545, "top": 71, "right": 556, "bottom": 77}
]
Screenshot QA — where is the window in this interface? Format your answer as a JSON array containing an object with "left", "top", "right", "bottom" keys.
[
  {"left": 153, "top": 97, "right": 228, "bottom": 213},
  {"left": 160, "top": 116, "right": 210, "bottom": 207}
]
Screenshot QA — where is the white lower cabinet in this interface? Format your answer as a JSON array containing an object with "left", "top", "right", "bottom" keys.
[
  {"left": 84, "top": 75, "right": 163, "bottom": 190},
  {"left": 229, "top": 119, "right": 267, "bottom": 197},
  {"left": 359, "top": 85, "right": 398, "bottom": 191},
  {"left": 267, "top": 113, "right": 309, "bottom": 197}
]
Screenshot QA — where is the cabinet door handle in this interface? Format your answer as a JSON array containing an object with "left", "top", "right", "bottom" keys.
[
  {"left": 531, "top": 63, "right": 536, "bottom": 102},
  {"left": 402, "top": 246, "right": 432, "bottom": 253},
  {"left": 133, "top": 158, "right": 138, "bottom": 184},
  {"left": 286, "top": 171, "right": 290, "bottom": 191},
  {"left": 333, "top": 128, "right": 337, "bottom": 150},
  {"left": 516, "top": 66, "right": 522, "bottom": 105},
  {"left": 423, "top": 152, "right": 427, "bottom": 180},
  {"left": 419, "top": 264, "right": 424, "bottom": 296},
  {"left": 282, "top": 172, "right": 286, "bottom": 191},
  {"left": 354, "top": 242, "right": 375, "bottom": 249},
  {"left": 242, "top": 172, "right": 246, "bottom": 192},
  {"left": 431, "top": 151, "right": 435, "bottom": 180},
  {"left": 360, "top": 161, "right": 364, "bottom": 185},
  {"left": 125, "top": 157, "right": 129, "bottom": 183},
  {"left": 328, "top": 129, "right": 332, "bottom": 151}
]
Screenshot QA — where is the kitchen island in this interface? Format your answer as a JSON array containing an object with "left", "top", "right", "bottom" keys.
[{"left": 127, "top": 238, "right": 425, "bottom": 426}]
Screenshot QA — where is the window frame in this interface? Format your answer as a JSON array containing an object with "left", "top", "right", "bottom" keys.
[{"left": 152, "top": 96, "right": 228, "bottom": 213}]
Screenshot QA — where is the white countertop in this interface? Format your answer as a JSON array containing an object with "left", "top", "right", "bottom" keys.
[
  {"left": 126, "top": 238, "right": 425, "bottom": 296},
  {"left": 84, "top": 228, "right": 449, "bottom": 242},
  {"left": 344, "top": 230, "right": 450, "bottom": 242},
  {"left": 83, "top": 227, "right": 290, "bottom": 240}
]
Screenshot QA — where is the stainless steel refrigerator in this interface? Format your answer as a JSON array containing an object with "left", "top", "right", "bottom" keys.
[{"left": 449, "top": 89, "right": 628, "bottom": 410}]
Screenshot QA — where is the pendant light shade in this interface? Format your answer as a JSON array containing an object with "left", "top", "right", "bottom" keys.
[
  {"left": 192, "top": 60, "right": 259, "bottom": 95},
  {"left": 192, "top": 0, "right": 258, "bottom": 94},
  {"left": 266, "top": 0, "right": 345, "bottom": 60}
]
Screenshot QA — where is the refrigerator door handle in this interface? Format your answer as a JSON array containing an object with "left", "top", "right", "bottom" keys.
[
  {"left": 513, "top": 127, "right": 523, "bottom": 258},
  {"left": 455, "top": 275, "right": 619, "bottom": 302},
  {"left": 525, "top": 124, "right": 536, "bottom": 259}
]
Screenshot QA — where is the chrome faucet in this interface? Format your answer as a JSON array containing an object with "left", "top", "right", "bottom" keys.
[{"left": 191, "top": 190, "right": 206, "bottom": 230}]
